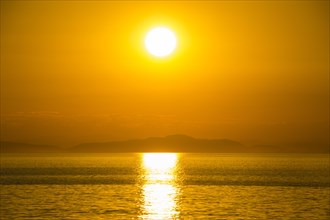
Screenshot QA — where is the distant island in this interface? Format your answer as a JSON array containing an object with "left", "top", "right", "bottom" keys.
[
  {"left": 1, "top": 135, "right": 328, "bottom": 153},
  {"left": 69, "top": 135, "right": 243, "bottom": 153}
]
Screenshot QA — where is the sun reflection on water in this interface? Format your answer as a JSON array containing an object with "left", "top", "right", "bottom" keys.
[{"left": 140, "top": 153, "right": 179, "bottom": 219}]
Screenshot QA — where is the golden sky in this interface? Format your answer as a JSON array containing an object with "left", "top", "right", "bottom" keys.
[{"left": 1, "top": 1, "right": 329, "bottom": 149}]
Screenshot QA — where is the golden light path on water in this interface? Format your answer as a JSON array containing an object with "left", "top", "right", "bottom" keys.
[{"left": 140, "top": 153, "right": 179, "bottom": 219}]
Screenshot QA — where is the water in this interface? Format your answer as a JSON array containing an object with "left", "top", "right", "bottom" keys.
[{"left": 1, "top": 153, "right": 329, "bottom": 219}]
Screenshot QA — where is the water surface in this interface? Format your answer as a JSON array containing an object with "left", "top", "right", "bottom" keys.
[{"left": 1, "top": 153, "right": 329, "bottom": 219}]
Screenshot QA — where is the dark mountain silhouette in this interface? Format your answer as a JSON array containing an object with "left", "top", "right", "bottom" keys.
[
  {"left": 0, "top": 142, "right": 63, "bottom": 153},
  {"left": 1, "top": 135, "right": 327, "bottom": 153},
  {"left": 69, "top": 135, "right": 245, "bottom": 153}
]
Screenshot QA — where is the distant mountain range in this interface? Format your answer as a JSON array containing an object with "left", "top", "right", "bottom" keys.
[
  {"left": 1, "top": 135, "right": 328, "bottom": 153},
  {"left": 1, "top": 135, "right": 243, "bottom": 153},
  {"left": 69, "top": 135, "right": 244, "bottom": 153}
]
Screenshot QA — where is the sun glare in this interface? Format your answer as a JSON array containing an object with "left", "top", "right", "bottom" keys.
[
  {"left": 142, "top": 153, "right": 177, "bottom": 170},
  {"left": 145, "top": 27, "right": 177, "bottom": 57},
  {"left": 141, "top": 153, "right": 179, "bottom": 219}
]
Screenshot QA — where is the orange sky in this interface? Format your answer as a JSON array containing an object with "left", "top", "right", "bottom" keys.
[{"left": 1, "top": 1, "right": 329, "bottom": 149}]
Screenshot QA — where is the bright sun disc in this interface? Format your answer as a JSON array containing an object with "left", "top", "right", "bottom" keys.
[{"left": 145, "top": 27, "right": 177, "bottom": 57}]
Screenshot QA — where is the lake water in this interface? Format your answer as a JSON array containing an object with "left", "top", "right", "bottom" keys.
[{"left": 1, "top": 153, "right": 329, "bottom": 219}]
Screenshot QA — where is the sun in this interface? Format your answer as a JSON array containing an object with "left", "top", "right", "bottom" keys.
[{"left": 145, "top": 27, "right": 177, "bottom": 57}]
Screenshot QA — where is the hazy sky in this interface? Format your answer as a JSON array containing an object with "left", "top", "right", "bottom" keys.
[{"left": 1, "top": 1, "right": 329, "bottom": 148}]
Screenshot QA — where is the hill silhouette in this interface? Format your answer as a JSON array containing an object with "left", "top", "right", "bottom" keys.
[
  {"left": 2, "top": 135, "right": 327, "bottom": 153},
  {"left": 69, "top": 135, "right": 244, "bottom": 153}
]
